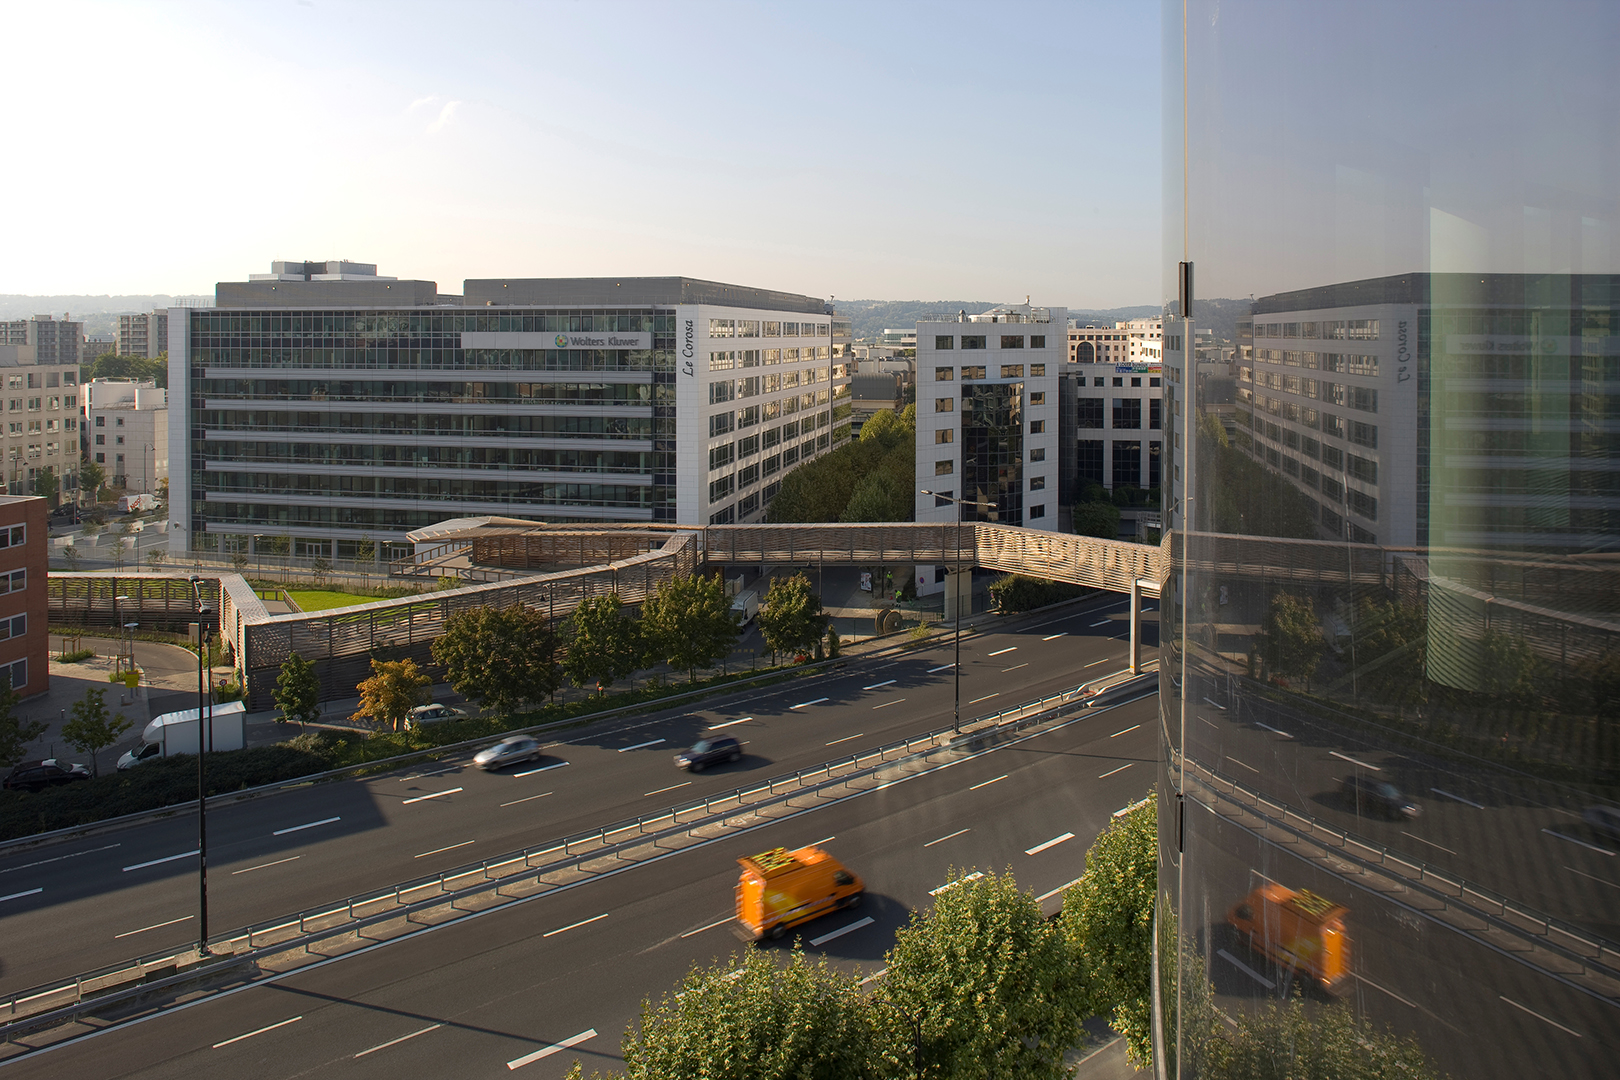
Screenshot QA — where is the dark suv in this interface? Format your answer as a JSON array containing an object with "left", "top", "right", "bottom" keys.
[
  {"left": 674, "top": 736, "right": 742, "bottom": 772},
  {"left": 3, "top": 759, "right": 92, "bottom": 792},
  {"left": 1340, "top": 774, "right": 1421, "bottom": 820}
]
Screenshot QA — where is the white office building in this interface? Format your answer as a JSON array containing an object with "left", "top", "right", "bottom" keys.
[{"left": 85, "top": 379, "right": 169, "bottom": 493}]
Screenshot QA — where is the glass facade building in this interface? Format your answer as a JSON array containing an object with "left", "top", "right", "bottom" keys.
[{"left": 1158, "top": 4, "right": 1619, "bottom": 1079}]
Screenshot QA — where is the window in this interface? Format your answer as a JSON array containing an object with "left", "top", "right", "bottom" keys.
[
  {"left": 1028, "top": 504, "right": 1046, "bottom": 519},
  {"left": 709, "top": 380, "right": 735, "bottom": 404},
  {"left": 710, "top": 412, "right": 734, "bottom": 437},
  {"left": 95, "top": 434, "right": 105, "bottom": 445},
  {"left": 935, "top": 429, "right": 954, "bottom": 444},
  {"left": 0, "top": 613, "right": 24, "bottom": 640},
  {"left": 1000, "top": 335, "right": 1025, "bottom": 349},
  {"left": 1030, "top": 392, "right": 1045, "bottom": 405},
  {"left": 738, "top": 434, "right": 760, "bottom": 457},
  {"left": 1078, "top": 440, "right": 1105, "bottom": 484},
  {"left": 1348, "top": 420, "right": 1378, "bottom": 448},
  {"left": 1113, "top": 441, "right": 1142, "bottom": 488},
  {"left": 1321, "top": 445, "right": 1344, "bottom": 470},
  {"left": 935, "top": 367, "right": 954, "bottom": 381},
  {"left": 709, "top": 505, "right": 735, "bottom": 525},
  {"left": 1093, "top": 377, "right": 1104, "bottom": 387},
  {"left": 27, "top": 398, "right": 40, "bottom": 412},
  {"left": 115, "top": 435, "right": 125, "bottom": 446},
  {"left": 709, "top": 443, "right": 734, "bottom": 469},
  {"left": 1030, "top": 447, "right": 1045, "bottom": 461},
  {"left": 961, "top": 335, "right": 986, "bottom": 349},
  {"left": 738, "top": 405, "right": 760, "bottom": 428},
  {"left": 95, "top": 452, "right": 105, "bottom": 463},
  {"left": 709, "top": 475, "right": 734, "bottom": 501},
  {"left": 1348, "top": 489, "right": 1378, "bottom": 521},
  {"left": 1150, "top": 399, "right": 1162, "bottom": 429},
  {"left": 935, "top": 460, "right": 954, "bottom": 475},
  {"left": 935, "top": 335, "right": 954, "bottom": 350},
  {"left": 1112, "top": 377, "right": 1124, "bottom": 387},
  {"left": 1112, "top": 399, "right": 1142, "bottom": 429},
  {"left": 1030, "top": 364, "right": 1045, "bottom": 376},
  {"left": 0, "top": 657, "right": 24, "bottom": 691},
  {"left": 1346, "top": 386, "right": 1378, "bottom": 413},
  {"left": 1029, "top": 475, "right": 1046, "bottom": 490},
  {"left": 1347, "top": 454, "right": 1378, "bottom": 484},
  {"left": 930, "top": 490, "right": 955, "bottom": 507},
  {"left": 960, "top": 365, "right": 986, "bottom": 379},
  {"left": 0, "top": 568, "right": 24, "bottom": 594},
  {"left": 1031, "top": 336, "right": 1046, "bottom": 349},
  {"left": 709, "top": 351, "right": 734, "bottom": 371},
  {"left": 763, "top": 453, "right": 782, "bottom": 475},
  {"left": 739, "top": 463, "right": 760, "bottom": 487},
  {"left": 1078, "top": 397, "right": 1105, "bottom": 428},
  {"left": 1150, "top": 377, "right": 1161, "bottom": 387},
  {"left": 1001, "top": 364, "right": 1024, "bottom": 378},
  {"left": 935, "top": 397, "right": 955, "bottom": 413},
  {"left": 115, "top": 416, "right": 124, "bottom": 426},
  {"left": 0, "top": 524, "right": 22, "bottom": 548},
  {"left": 709, "top": 318, "right": 734, "bottom": 338},
  {"left": 1029, "top": 419, "right": 1045, "bottom": 433}
]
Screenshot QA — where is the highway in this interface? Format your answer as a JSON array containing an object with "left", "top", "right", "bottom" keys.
[
  {"left": 0, "top": 696, "right": 1162, "bottom": 1079},
  {"left": 0, "top": 597, "right": 1157, "bottom": 997}
]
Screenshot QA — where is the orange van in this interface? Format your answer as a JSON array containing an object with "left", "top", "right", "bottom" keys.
[
  {"left": 1227, "top": 882, "right": 1350, "bottom": 993},
  {"left": 736, "top": 845, "right": 864, "bottom": 941}
]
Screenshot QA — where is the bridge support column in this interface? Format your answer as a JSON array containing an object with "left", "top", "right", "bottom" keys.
[
  {"left": 942, "top": 566, "right": 972, "bottom": 622},
  {"left": 1129, "top": 578, "right": 1143, "bottom": 674}
]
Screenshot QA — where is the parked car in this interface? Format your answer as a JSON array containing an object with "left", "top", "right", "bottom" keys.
[
  {"left": 3, "top": 759, "right": 91, "bottom": 792},
  {"left": 407, "top": 703, "right": 467, "bottom": 730},
  {"left": 473, "top": 736, "right": 544, "bottom": 771},
  {"left": 674, "top": 736, "right": 742, "bottom": 772},
  {"left": 1340, "top": 774, "right": 1421, "bottom": 820}
]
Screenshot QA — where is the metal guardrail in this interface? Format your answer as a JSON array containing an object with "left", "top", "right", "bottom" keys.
[{"left": 0, "top": 674, "right": 1148, "bottom": 1040}]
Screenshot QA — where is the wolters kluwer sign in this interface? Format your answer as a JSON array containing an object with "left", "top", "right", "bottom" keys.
[{"left": 460, "top": 331, "right": 653, "bottom": 350}]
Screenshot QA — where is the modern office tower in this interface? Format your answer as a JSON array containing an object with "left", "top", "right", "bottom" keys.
[
  {"left": 0, "top": 496, "right": 47, "bottom": 697},
  {"left": 85, "top": 379, "right": 168, "bottom": 492},
  {"left": 116, "top": 311, "right": 168, "bottom": 358},
  {"left": 1158, "top": 5, "right": 1618, "bottom": 1080},
  {"left": 167, "top": 266, "right": 852, "bottom": 563},
  {"left": 1059, "top": 355, "right": 1164, "bottom": 496},
  {"left": 912, "top": 302, "right": 1062, "bottom": 596}
]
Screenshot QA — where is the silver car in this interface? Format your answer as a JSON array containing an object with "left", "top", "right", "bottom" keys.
[
  {"left": 407, "top": 703, "right": 468, "bottom": 730},
  {"left": 473, "top": 736, "right": 544, "bottom": 771}
]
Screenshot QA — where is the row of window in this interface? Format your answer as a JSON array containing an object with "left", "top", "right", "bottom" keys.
[
  {"left": 707, "top": 369, "right": 829, "bottom": 400},
  {"left": 1252, "top": 319, "right": 1379, "bottom": 340},
  {"left": 203, "top": 472, "right": 662, "bottom": 509},
  {"left": 1250, "top": 394, "right": 1377, "bottom": 446},
  {"left": 194, "top": 311, "right": 676, "bottom": 336},
  {"left": 8, "top": 419, "right": 73, "bottom": 435},
  {"left": 1082, "top": 375, "right": 1161, "bottom": 388},
  {"left": 199, "top": 409, "right": 658, "bottom": 440},
  {"left": 1249, "top": 370, "right": 1379, "bottom": 412},
  {"left": 707, "top": 348, "right": 834, "bottom": 370},
  {"left": 934, "top": 364, "right": 1048, "bottom": 380},
  {"left": 14, "top": 443, "right": 62, "bottom": 459},
  {"left": 710, "top": 413, "right": 832, "bottom": 471},
  {"left": 198, "top": 501, "right": 635, "bottom": 532},
  {"left": 1253, "top": 349, "right": 1381, "bottom": 376},
  {"left": 1077, "top": 397, "right": 1163, "bottom": 430},
  {"left": 1074, "top": 440, "right": 1163, "bottom": 490},
  {"left": 708, "top": 319, "right": 831, "bottom": 339},
  {"left": 201, "top": 379, "right": 665, "bottom": 407},
  {"left": 5, "top": 372, "right": 75, "bottom": 388},
  {"left": 933, "top": 335, "right": 1048, "bottom": 351},
  {"left": 194, "top": 347, "right": 671, "bottom": 372},
  {"left": 202, "top": 441, "right": 659, "bottom": 474},
  {"left": 6, "top": 396, "right": 72, "bottom": 412}
]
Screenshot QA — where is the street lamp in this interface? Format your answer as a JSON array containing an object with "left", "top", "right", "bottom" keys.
[
  {"left": 189, "top": 576, "right": 219, "bottom": 955},
  {"left": 920, "top": 489, "right": 971, "bottom": 734},
  {"left": 113, "top": 594, "right": 130, "bottom": 673}
]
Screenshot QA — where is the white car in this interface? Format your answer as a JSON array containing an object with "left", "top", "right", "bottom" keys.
[{"left": 407, "top": 703, "right": 467, "bottom": 730}]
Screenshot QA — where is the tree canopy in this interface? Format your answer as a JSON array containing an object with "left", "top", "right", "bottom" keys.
[
  {"left": 768, "top": 406, "right": 915, "bottom": 524},
  {"left": 351, "top": 658, "right": 431, "bottom": 732},
  {"left": 61, "top": 687, "right": 132, "bottom": 777},
  {"left": 565, "top": 593, "right": 642, "bottom": 695},
  {"left": 1072, "top": 500, "right": 1122, "bottom": 539},
  {"left": 640, "top": 573, "right": 738, "bottom": 682},
  {"left": 1261, "top": 591, "right": 1325, "bottom": 688},
  {"left": 0, "top": 687, "right": 47, "bottom": 767},
  {"left": 273, "top": 652, "right": 322, "bottom": 727},
  {"left": 756, "top": 573, "right": 828, "bottom": 660},
  {"left": 431, "top": 604, "right": 561, "bottom": 715},
  {"left": 82, "top": 352, "right": 167, "bottom": 388}
]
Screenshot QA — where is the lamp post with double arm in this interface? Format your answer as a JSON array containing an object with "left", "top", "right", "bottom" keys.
[
  {"left": 189, "top": 576, "right": 218, "bottom": 954},
  {"left": 919, "top": 489, "right": 971, "bottom": 734}
]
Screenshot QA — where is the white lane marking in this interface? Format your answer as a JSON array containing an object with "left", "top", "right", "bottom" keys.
[
  {"left": 115, "top": 914, "right": 194, "bottom": 940},
  {"left": 1217, "top": 949, "right": 1275, "bottom": 989},
  {"left": 970, "top": 774, "right": 1008, "bottom": 791},
  {"left": 826, "top": 732, "right": 865, "bottom": 746},
  {"left": 969, "top": 693, "right": 1000, "bottom": 704},
  {"left": 1499, "top": 995, "right": 1582, "bottom": 1038},
  {"left": 1202, "top": 697, "right": 1227, "bottom": 710},
  {"left": 1036, "top": 876, "right": 1084, "bottom": 903},
  {"left": 543, "top": 912, "right": 609, "bottom": 938},
  {"left": 1401, "top": 831, "right": 1458, "bottom": 856},
  {"left": 1025, "top": 832, "right": 1075, "bottom": 856},
  {"left": 401, "top": 788, "right": 463, "bottom": 805},
  {"left": 403, "top": 765, "right": 460, "bottom": 780},
  {"left": 930, "top": 871, "right": 985, "bottom": 896},
  {"left": 507, "top": 1028, "right": 598, "bottom": 1070},
  {"left": 680, "top": 916, "right": 735, "bottom": 939},
  {"left": 790, "top": 698, "right": 830, "bottom": 710},
  {"left": 123, "top": 850, "right": 198, "bottom": 872},
  {"left": 514, "top": 761, "right": 569, "bottom": 777},
  {"left": 213, "top": 1015, "right": 302, "bottom": 1049},
  {"left": 809, "top": 835, "right": 836, "bottom": 847},
  {"left": 858, "top": 968, "right": 888, "bottom": 986},
  {"left": 1330, "top": 751, "right": 1380, "bottom": 771},
  {"left": 1542, "top": 829, "right": 1616, "bottom": 856},
  {"left": 1099, "top": 763, "right": 1134, "bottom": 779},
  {"left": 0, "top": 843, "right": 119, "bottom": 876},
  {"left": 618, "top": 739, "right": 666, "bottom": 753},
  {"left": 644, "top": 781, "right": 693, "bottom": 797},
  {"left": 414, "top": 840, "right": 476, "bottom": 859},
  {"left": 355, "top": 1023, "right": 442, "bottom": 1058},
  {"left": 1562, "top": 865, "right": 1620, "bottom": 889},
  {"left": 809, "top": 917, "right": 874, "bottom": 946},
  {"left": 1111, "top": 724, "right": 1141, "bottom": 738},
  {"left": 1254, "top": 722, "right": 1292, "bottom": 738},
  {"left": 1355, "top": 973, "right": 1417, "bottom": 1008},
  {"left": 231, "top": 856, "right": 302, "bottom": 876},
  {"left": 1042, "top": 632, "right": 1067, "bottom": 641},
  {"left": 1226, "top": 756, "right": 1258, "bottom": 773},
  {"left": 500, "top": 792, "right": 552, "bottom": 808},
  {"left": 1199, "top": 716, "right": 1219, "bottom": 729},
  {"left": 873, "top": 699, "right": 906, "bottom": 709},
  {"left": 987, "top": 646, "right": 1017, "bottom": 657},
  {"left": 0, "top": 887, "right": 43, "bottom": 903},
  {"left": 1431, "top": 787, "right": 1484, "bottom": 809},
  {"left": 927, "top": 663, "right": 955, "bottom": 673},
  {"left": 1002, "top": 663, "right": 1029, "bottom": 672},
  {"left": 924, "top": 828, "right": 971, "bottom": 848},
  {"left": 863, "top": 680, "right": 896, "bottom": 690},
  {"left": 1084, "top": 658, "right": 1111, "bottom": 667},
  {"left": 272, "top": 816, "right": 341, "bottom": 837},
  {"left": 709, "top": 717, "right": 753, "bottom": 729}
]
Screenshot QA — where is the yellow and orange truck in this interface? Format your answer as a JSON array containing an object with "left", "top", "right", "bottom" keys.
[
  {"left": 1227, "top": 882, "right": 1351, "bottom": 993},
  {"left": 736, "top": 845, "right": 864, "bottom": 941}
]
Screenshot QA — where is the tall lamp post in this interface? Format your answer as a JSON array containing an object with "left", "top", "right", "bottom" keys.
[
  {"left": 190, "top": 576, "right": 218, "bottom": 955},
  {"left": 920, "top": 489, "right": 970, "bottom": 733}
]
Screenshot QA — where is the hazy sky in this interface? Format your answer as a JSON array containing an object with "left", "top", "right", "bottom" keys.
[{"left": 3, "top": 0, "right": 1161, "bottom": 306}]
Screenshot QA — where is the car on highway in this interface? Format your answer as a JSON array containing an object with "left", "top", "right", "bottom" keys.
[
  {"left": 674, "top": 735, "right": 742, "bottom": 772},
  {"left": 473, "top": 736, "right": 544, "bottom": 771},
  {"left": 3, "top": 759, "right": 92, "bottom": 792},
  {"left": 407, "top": 703, "right": 467, "bottom": 730},
  {"left": 1340, "top": 774, "right": 1421, "bottom": 820},
  {"left": 1583, "top": 804, "right": 1620, "bottom": 839}
]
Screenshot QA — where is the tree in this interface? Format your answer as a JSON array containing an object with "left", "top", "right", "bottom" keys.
[
  {"left": 1073, "top": 500, "right": 1122, "bottom": 539},
  {"left": 431, "top": 604, "right": 561, "bottom": 715},
  {"left": 600, "top": 944, "right": 874, "bottom": 1080},
  {"left": 79, "top": 456, "right": 105, "bottom": 505},
  {"left": 640, "top": 572, "right": 738, "bottom": 683},
  {"left": 61, "top": 687, "right": 132, "bottom": 777},
  {"left": 756, "top": 573, "right": 828, "bottom": 662},
  {"left": 351, "top": 658, "right": 430, "bottom": 732},
  {"left": 110, "top": 534, "right": 129, "bottom": 568},
  {"left": 311, "top": 555, "right": 332, "bottom": 586},
  {"left": 1060, "top": 794, "right": 1157, "bottom": 1069},
  {"left": 63, "top": 544, "right": 81, "bottom": 571},
  {"left": 876, "top": 867, "right": 1086, "bottom": 1080},
  {"left": 157, "top": 475, "right": 169, "bottom": 501},
  {"left": 145, "top": 548, "right": 166, "bottom": 570},
  {"left": 0, "top": 687, "right": 46, "bottom": 768},
  {"left": 355, "top": 532, "right": 376, "bottom": 566},
  {"left": 1203, "top": 997, "right": 1442, "bottom": 1080},
  {"left": 840, "top": 469, "right": 911, "bottom": 523},
  {"left": 860, "top": 407, "right": 907, "bottom": 447},
  {"left": 1261, "top": 591, "right": 1325, "bottom": 688},
  {"left": 273, "top": 651, "right": 321, "bottom": 728},
  {"left": 33, "top": 466, "right": 58, "bottom": 508},
  {"left": 564, "top": 593, "right": 642, "bottom": 696}
]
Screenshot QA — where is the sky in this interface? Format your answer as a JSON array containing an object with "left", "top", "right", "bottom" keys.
[{"left": 1, "top": 0, "right": 1162, "bottom": 306}]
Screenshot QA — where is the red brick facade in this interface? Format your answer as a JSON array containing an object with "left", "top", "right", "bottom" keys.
[{"left": 0, "top": 496, "right": 48, "bottom": 699}]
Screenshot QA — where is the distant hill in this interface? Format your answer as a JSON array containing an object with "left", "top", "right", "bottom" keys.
[{"left": 0, "top": 294, "right": 211, "bottom": 339}]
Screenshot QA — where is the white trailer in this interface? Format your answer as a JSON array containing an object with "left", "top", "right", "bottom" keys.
[
  {"left": 117, "top": 701, "right": 247, "bottom": 769},
  {"left": 730, "top": 588, "right": 761, "bottom": 625}
]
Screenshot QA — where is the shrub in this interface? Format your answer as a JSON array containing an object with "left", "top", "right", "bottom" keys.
[{"left": 987, "top": 574, "right": 1087, "bottom": 614}]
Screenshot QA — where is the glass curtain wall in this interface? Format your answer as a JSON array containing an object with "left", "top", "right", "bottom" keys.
[{"left": 1159, "top": 4, "right": 1620, "bottom": 1079}]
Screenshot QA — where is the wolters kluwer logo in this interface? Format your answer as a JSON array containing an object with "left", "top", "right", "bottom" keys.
[{"left": 555, "top": 333, "right": 569, "bottom": 348}]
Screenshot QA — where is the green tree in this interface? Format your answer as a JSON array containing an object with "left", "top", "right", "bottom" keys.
[
  {"left": 600, "top": 944, "right": 874, "bottom": 1080},
  {"left": 273, "top": 651, "right": 321, "bottom": 728},
  {"left": 756, "top": 573, "right": 828, "bottom": 662},
  {"left": 840, "top": 468, "right": 911, "bottom": 522},
  {"left": 1072, "top": 500, "right": 1122, "bottom": 539},
  {"left": 876, "top": 868, "right": 1085, "bottom": 1080},
  {"left": 60, "top": 687, "right": 132, "bottom": 778},
  {"left": 0, "top": 687, "right": 46, "bottom": 767},
  {"left": 351, "top": 658, "right": 431, "bottom": 732},
  {"left": 63, "top": 544, "right": 81, "bottom": 571},
  {"left": 145, "top": 547, "right": 167, "bottom": 571},
  {"left": 1060, "top": 794, "right": 1157, "bottom": 1069},
  {"left": 431, "top": 604, "right": 561, "bottom": 715},
  {"left": 79, "top": 456, "right": 105, "bottom": 504},
  {"left": 355, "top": 532, "right": 376, "bottom": 566},
  {"left": 1261, "top": 591, "right": 1325, "bottom": 689},
  {"left": 32, "top": 466, "right": 58, "bottom": 508},
  {"left": 565, "top": 593, "right": 642, "bottom": 696},
  {"left": 310, "top": 555, "right": 332, "bottom": 586},
  {"left": 1203, "top": 997, "right": 1443, "bottom": 1080},
  {"left": 860, "top": 407, "right": 907, "bottom": 447},
  {"left": 640, "top": 572, "right": 738, "bottom": 683}
]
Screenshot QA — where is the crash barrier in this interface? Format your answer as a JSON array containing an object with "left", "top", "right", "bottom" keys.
[{"left": 0, "top": 671, "right": 1155, "bottom": 1046}]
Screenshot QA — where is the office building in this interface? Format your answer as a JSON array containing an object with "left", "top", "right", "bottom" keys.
[
  {"left": 0, "top": 314, "right": 83, "bottom": 367},
  {"left": 116, "top": 311, "right": 168, "bottom": 358},
  {"left": 0, "top": 496, "right": 48, "bottom": 697},
  {"left": 1068, "top": 316, "right": 1163, "bottom": 364},
  {"left": 0, "top": 333, "right": 81, "bottom": 499},
  {"left": 913, "top": 302, "right": 1062, "bottom": 595},
  {"left": 85, "top": 379, "right": 168, "bottom": 493},
  {"left": 83, "top": 335, "right": 116, "bottom": 362},
  {"left": 1059, "top": 353, "right": 1163, "bottom": 504},
  {"left": 168, "top": 265, "right": 852, "bottom": 562}
]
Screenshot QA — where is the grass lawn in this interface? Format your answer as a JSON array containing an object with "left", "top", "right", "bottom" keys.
[{"left": 287, "top": 589, "right": 378, "bottom": 612}]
